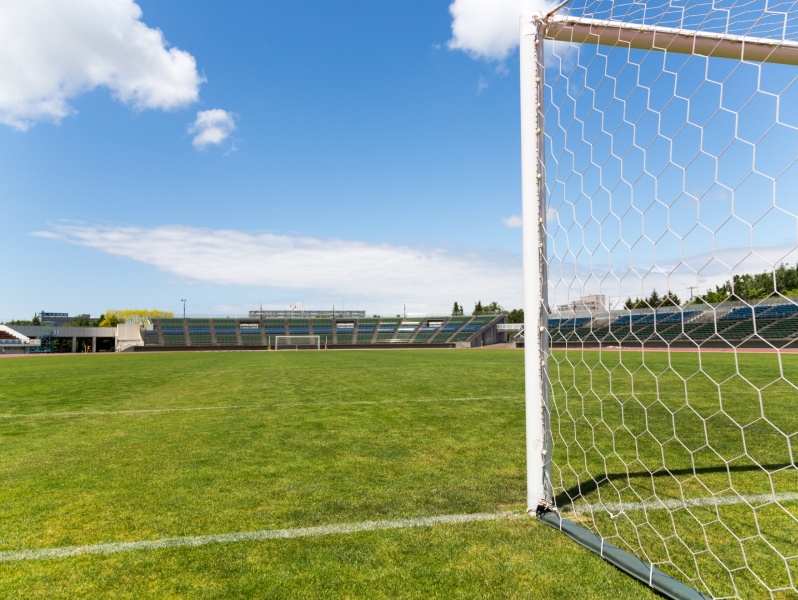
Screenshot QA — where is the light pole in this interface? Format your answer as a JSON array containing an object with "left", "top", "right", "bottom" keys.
[{"left": 181, "top": 299, "right": 186, "bottom": 319}]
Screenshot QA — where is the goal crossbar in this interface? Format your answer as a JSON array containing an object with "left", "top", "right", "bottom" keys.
[{"left": 545, "top": 14, "right": 798, "bottom": 65}]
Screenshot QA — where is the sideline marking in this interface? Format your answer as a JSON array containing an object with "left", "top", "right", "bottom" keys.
[
  {"left": 0, "top": 511, "right": 523, "bottom": 563},
  {"left": 0, "top": 396, "right": 523, "bottom": 420},
  {"left": 562, "top": 492, "right": 798, "bottom": 516}
]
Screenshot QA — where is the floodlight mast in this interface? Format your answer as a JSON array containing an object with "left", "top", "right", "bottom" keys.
[{"left": 520, "top": 13, "right": 551, "bottom": 514}]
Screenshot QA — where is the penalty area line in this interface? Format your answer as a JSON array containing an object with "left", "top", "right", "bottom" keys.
[{"left": 0, "top": 511, "right": 525, "bottom": 563}]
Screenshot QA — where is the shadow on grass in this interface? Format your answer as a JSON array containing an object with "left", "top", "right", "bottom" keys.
[{"left": 553, "top": 461, "right": 797, "bottom": 508}]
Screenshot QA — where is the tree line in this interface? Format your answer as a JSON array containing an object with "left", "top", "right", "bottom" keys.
[
  {"left": 451, "top": 301, "right": 523, "bottom": 324},
  {"left": 691, "top": 263, "right": 798, "bottom": 304},
  {"left": 3, "top": 309, "right": 173, "bottom": 327}
]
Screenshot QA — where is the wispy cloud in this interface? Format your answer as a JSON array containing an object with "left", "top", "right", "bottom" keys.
[
  {"left": 477, "top": 75, "right": 489, "bottom": 94},
  {"left": 189, "top": 109, "right": 236, "bottom": 150},
  {"left": 33, "top": 224, "right": 523, "bottom": 310},
  {"left": 502, "top": 215, "right": 523, "bottom": 228},
  {"left": 0, "top": 0, "right": 203, "bottom": 130}
]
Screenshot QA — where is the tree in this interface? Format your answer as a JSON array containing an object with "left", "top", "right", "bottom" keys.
[
  {"left": 66, "top": 315, "right": 91, "bottom": 327},
  {"left": 692, "top": 284, "right": 731, "bottom": 304},
  {"left": 659, "top": 291, "right": 681, "bottom": 307},
  {"left": 690, "top": 261, "right": 798, "bottom": 304},
  {"left": 451, "top": 302, "right": 464, "bottom": 316},
  {"left": 481, "top": 301, "right": 503, "bottom": 314},
  {"left": 101, "top": 309, "right": 174, "bottom": 327},
  {"left": 648, "top": 289, "right": 661, "bottom": 308},
  {"left": 473, "top": 300, "right": 484, "bottom": 314},
  {"left": 98, "top": 313, "right": 123, "bottom": 327},
  {"left": 4, "top": 315, "right": 42, "bottom": 326},
  {"left": 624, "top": 290, "right": 681, "bottom": 310},
  {"left": 507, "top": 308, "right": 524, "bottom": 324}
]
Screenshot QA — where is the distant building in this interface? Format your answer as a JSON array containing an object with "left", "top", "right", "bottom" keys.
[
  {"left": 556, "top": 295, "right": 607, "bottom": 314},
  {"left": 38, "top": 312, "right": 93, "bottom": 326},
  {"left": 248, "top": 309, "right": 367, "bottom": 319}
]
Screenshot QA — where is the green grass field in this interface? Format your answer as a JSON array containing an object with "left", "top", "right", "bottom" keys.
[
  {"left": 0, "top": 349, "right": 660, "bottom": 599},
  {"left": 1, "top": 348, "right": 795, "bottom": 599},
  {"left": 549, "top": 349, "right": 798, "bottom": 600}
]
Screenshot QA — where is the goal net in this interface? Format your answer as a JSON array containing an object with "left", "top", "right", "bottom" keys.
[
  {"left": 274, "top": 335, "right": 321, "bottom": 350},
  {"left": 522, "top": 1, "right": 798, "bottom": 598}
]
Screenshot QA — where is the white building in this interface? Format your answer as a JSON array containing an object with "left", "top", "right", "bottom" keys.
[{"left": 556, "top": 295, "right": 607, "bottom": 314}]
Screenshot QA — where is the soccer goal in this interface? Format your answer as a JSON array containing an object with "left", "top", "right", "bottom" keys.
[
  {"left": 522, "top": 1, "right": 798, "bottom": 598},
  {"left": 274, "top": 335, "right": 321, "bottom": 350}
]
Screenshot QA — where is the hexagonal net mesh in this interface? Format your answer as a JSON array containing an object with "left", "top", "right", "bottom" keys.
[{"left": 535, "top": 1, "right": 798, "bottom": 598}]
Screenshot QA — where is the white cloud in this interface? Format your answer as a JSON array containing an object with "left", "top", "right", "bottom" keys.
[
  {"left": 448, "top": 0, "right": 556, "bottom": 61},
  {"left": 189, "top": 109, "right": 236, "bottom": 150},
  {"left": 33, "top": 224, "right": 523, "bottom": 310},
  {"left": 502, "top": 214, "right": 523, "bottom": 228},
  {"left": 0, "top": 0, "right": 204, "bottom": 130}
]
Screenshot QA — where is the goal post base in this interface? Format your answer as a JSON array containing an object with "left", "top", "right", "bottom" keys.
[{"left": 537, "top": 512, "right": 712, "bottom": 600}]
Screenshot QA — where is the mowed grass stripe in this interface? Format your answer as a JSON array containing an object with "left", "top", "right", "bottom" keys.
[
  {"left": 0, "top": 395, "right": 523, "bottom": 420},
  {"left": 0, "top": 349, "right": 523, "bottom": 416},
  {"left": 0, "top": 511, "right": 524, "bottom": 563}
]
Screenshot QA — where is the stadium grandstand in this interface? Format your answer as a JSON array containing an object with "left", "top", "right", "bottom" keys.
[
  {"left": 0, "top": 325, "right": 39, "bottom": 354},
  {"left": 141, "top": 314, "right": 508, "bottom": 350},
  {"left": 546, "top": 297, "right": 798, "bottom": 349}
]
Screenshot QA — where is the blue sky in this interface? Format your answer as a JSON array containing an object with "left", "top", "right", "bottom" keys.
[
  {"left": 3, "top": 0, "right": 797, "bottom": 322},
  {"left": 1, "top": 0, "right": 544, "bottom": 321}
]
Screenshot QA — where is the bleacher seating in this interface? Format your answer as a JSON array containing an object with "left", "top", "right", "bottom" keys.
[
  {"left": 187, "top": 319, "right": 212, "bottom": 345},
  {"left": 288, "top": 318, "right": 310, "bottom": 335},
  {"left": 758, "top": 316, "right": 798, "bottom": 340},
  {"left": 758, "top": 303, "right": 798, "bottom": 319},
  {"left": 393, "top": 320, "right": 422, "bottom": 342},
  {"left": 413, "top": 324, "right": 441, "bottom": 342},
  {"left": 660, "top": 310, "right": 701, "bottom": 323},
  {"left": 375, "top": 318, "right": 400, "bottom": 343},
  {"left": 0, "top": 330, "right": 23, "bottom": 344},
  {"left": 429, "top": 317, "right": 469, "bottom": 343},
  {"left": 239, "top": 320, "right": 262, "bottom": 346},
  {"left": 159, "top": 318, "right": 186, "bottom": 346},
  {"left": 213, "top": 319, "right": 239, "bottom": 345},
  {"left": 312, "top": 318, "right": 334, "bottom": 336},
  {"left": 352, "top": 318, "right": 377, "bottom": 343},
  {"left": 335, "top": 321, "right": 355, "bottom": 344}
]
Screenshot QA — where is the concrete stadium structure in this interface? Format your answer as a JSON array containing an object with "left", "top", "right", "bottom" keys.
[{"left": 141, "top": 314, "right": 508, "bottom": 350}]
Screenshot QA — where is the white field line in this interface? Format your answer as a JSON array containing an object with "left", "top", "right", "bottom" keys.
[
  {"left": 561, "top": 492, "right": 798, "bottom": 517},
  {"left": 0, "top": 395, "right": 523, "bottom": 420},
  {"left": 4, "top": 493, "right": 797, "bottom": 563},
  {"left": 0, "top": 511, "right": 523, "bottom": 563}
]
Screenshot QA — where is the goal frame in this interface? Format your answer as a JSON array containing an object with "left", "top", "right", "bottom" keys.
[
  {"left": 520, "top": 9, "right": 798, "bottom": 600},
  {"left": 274, "top": 335, "right": 322, "bottom": 350}
]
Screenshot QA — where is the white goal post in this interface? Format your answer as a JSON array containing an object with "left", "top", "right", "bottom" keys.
[
  {"left": 521, "top": 3, "right": 798, "bottom": 599},
  {"left": 274, "top": 335, "right": 321, "bottom": 350}
]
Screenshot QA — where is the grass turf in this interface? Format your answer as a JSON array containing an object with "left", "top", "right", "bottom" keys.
[
  {"left": 549, "top": 349, "right": 798, "bottom": 600},
  {"left": 0, "top": 349, "right": 659, "bottom": 599}
]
